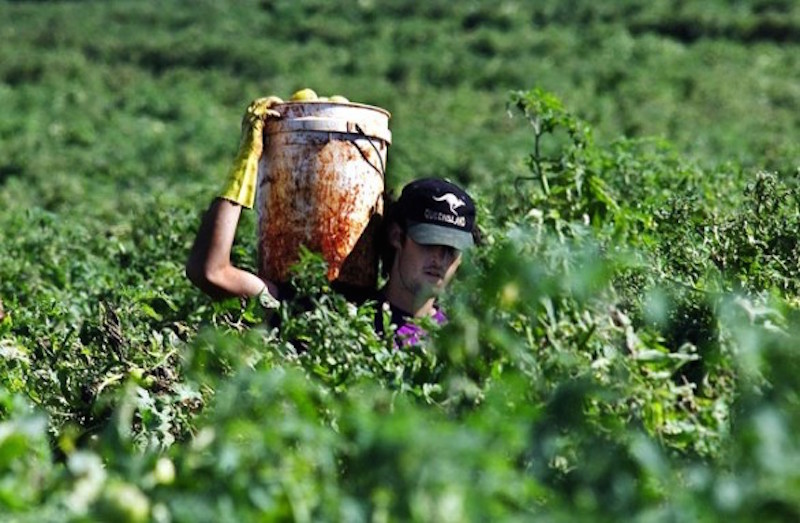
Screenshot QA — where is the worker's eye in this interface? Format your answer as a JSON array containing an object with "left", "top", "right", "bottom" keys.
[{"left": 443, "top": 246, "right": 459, "bottom": 261}]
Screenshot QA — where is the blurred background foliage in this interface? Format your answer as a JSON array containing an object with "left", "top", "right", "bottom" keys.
[{"left": 1, "top": 0, "right": 799, "bottom": 521}]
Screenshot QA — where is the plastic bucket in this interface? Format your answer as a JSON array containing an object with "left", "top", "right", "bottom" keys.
[{"left": 256, "top": 101, "right": 391, "bottom": 289}]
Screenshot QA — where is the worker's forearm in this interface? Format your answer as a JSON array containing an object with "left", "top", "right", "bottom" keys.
[
  {"left": 192, "top": 263, "right": 266, "bottom": 300},
  {"left": 187, "top": 198, "right": 277, "bottom": 300}
]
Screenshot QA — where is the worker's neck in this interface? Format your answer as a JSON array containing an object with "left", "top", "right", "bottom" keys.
[{"left": 384, "top": 279, "right": 436, "bottom": 318}]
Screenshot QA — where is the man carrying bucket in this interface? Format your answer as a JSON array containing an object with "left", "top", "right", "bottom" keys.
[{"left": 186, "top": 96, "right": 478, "bottom": 345}]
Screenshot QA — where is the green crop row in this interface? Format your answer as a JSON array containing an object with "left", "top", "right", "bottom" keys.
[{"left": 1, "top": 0, "right": 799, "bottom": 520}]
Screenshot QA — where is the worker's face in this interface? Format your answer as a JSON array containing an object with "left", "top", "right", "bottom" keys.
[{"left": 391, "top": 230, "right": 462, "bottom": 302}]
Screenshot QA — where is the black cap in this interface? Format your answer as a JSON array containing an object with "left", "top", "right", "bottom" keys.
[{"left": 396, "top": 178, "right": 476, "bottom": 250}]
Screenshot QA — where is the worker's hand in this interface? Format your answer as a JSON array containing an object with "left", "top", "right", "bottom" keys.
[{"left": 219, "top": 96, "right": 283, "bottom": 209}]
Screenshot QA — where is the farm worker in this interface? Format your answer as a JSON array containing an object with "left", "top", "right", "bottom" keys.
[
  {"left": 371, "top": 177, "right": 477, "bottom": 344},
  {"left": 186, "top": 96, "right": 478, "bottom": 344}
]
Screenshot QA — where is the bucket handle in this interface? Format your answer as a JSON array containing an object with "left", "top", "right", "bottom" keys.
[{"left": 350, "top": 123, "right": 386, "bottom": 179}]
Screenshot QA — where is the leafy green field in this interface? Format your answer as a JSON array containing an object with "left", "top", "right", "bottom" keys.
[{"left": 1, "top": 0, "right": 800, "bottom": 521}]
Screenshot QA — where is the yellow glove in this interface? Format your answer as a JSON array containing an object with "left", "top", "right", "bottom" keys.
[{"left": 219, "top": 96, "right": 283, "bottom": 209}]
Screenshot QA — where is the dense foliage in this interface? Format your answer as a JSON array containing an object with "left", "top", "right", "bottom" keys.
[{"left": 1, "top": 0, "right": 799, "bottom": 521}]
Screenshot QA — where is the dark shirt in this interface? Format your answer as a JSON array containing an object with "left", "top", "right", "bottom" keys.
[
  {"left": 273, "top": 282, "right": 446, "bottom": 347},
  {"left": 373, "top": 295, "right": 447, "bottom": 348}
]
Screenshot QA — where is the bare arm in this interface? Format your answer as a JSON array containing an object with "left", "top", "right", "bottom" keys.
[
  {"left": 186, "top": 96, "right": 284, "bottom": 303},
  {"left": 186, "top": 197, "right": 279, "bottom": 301}
]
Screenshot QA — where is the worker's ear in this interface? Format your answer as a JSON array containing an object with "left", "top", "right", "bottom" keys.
[{"left": 389, "top": 222, "right": 405, "bottom": 250}]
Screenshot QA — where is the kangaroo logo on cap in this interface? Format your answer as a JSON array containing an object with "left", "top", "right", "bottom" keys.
[{"left": 433, "top": 193, "right": 466, "bottom": 215}]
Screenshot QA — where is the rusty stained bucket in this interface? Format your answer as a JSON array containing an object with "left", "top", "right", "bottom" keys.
[{"left": 255, "top": 101, "right": 391, "bottom": 289}]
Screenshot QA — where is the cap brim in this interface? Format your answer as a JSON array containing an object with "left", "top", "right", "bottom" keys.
[{"left": 407, "top": 222, "right": 474, "bottom": 250}]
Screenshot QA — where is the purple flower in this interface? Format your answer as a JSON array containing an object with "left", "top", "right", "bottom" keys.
[{"left": 395, "top": 309, "right": 447, "bottom": 348}]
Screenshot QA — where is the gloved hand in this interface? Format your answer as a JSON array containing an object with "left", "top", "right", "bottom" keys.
[{"left": 219, "top": 96, "right": 283, "bottom": 208}]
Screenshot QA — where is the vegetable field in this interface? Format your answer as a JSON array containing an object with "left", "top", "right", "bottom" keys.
[{"left": 1, "top": 0, "right": 799, "bottom": 521}]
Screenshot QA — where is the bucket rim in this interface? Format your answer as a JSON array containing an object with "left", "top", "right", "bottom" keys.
[
  {"left": 276, "top": 100, "right": 391, "bottom": 118},
  {"left": 264, "top": 118, "right": 392, "bottom": 144}
]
